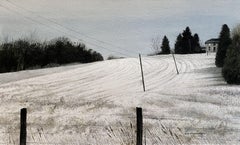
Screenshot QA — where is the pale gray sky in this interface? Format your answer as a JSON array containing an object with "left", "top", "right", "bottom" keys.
[{"left": 0, "top": 0, "right": 240, "bottom": 57}]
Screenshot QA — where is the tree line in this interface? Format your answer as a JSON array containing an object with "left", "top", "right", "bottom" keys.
[
  {"left": 152, "top": 26, "right": 204, "bottom": 55},
  {"left": 0, "top": 37, "right": 103, "bottom": 73},
  {"left": 216, "top": 24, "right": 240, "bottom": 84}
]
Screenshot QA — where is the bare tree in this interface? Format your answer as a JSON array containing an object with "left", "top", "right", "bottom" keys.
[
  {"left": 1, "top": 29, "right": 11, "bottom": 43},
  {"left": 23, "top": 30, "right": 39, "bottom": 44},
  {"left": 232, "top": 24, "right": 240, "bottom": 40},
  {"left": 3, "top": 35, "right": 9, "bottom": 43},
  {"left": 151, "top": 35, "right": 162, "bottom": 54}
]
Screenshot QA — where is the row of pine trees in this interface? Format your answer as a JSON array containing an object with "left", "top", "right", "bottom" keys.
[
  {"left": 216, "top": 24, "right": 240, "bottom": 84},
  {"left": 155, "top": 27, "right": 203, "bottom": 55},
  {"left": 0, "top": 37, "right": 103, "bottom": 73},
  {"left": 174, "top": 27, "right": 202, "bottom": 54}
]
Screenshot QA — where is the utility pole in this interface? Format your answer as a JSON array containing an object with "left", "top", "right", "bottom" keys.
[
  {"left": 139, "top": 54, "right": 145, "bottom": 92},
  {"left": 171, "top": 51, "right": 179, "bottom": 75}
]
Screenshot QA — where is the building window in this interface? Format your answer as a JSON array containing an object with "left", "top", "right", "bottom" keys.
[{"left": 214, "top": 47, "right": 216, "bottom": 51}]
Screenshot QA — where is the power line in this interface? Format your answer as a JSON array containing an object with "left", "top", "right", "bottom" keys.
[
  {"left": 6, "top": 0, "right": 138, "bottom": 54},
  {"left": 0, "top": 2, "right": 133, "bottom": 57},
  {"left": 3, "top": 0, "right": 140, "bottom": 57}
]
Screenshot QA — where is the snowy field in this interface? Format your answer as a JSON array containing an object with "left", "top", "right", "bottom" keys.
[{"left": 0, "top": 53, "right": 240, "bottom": 144}]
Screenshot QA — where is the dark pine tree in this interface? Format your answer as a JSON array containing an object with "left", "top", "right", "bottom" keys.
[
  {"left": 174, "top": 34, "right": 183, "bottom": 54},
  {"left": 182, "top": 26, "right": 192, "bottom": 54},
  {"left": 215, "top": 24, "right": 232, "bottom": 67},
  {"left": 193, "top": 33, "right": 201, "bottom": 52},
  {"left": 161, "top": 35, "right": 170, "bottom": 54}
]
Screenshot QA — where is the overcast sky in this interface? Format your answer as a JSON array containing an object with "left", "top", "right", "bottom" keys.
[{"left": 0, "top": 0, "right": 240, "bottom": 57}]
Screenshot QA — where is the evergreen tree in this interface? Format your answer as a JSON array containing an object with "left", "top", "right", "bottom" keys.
[
  {"left": 193, "top": 33, "right": 201, "bottom": 52},
  {"left": 161, "top": 35, "right": 170, "bottom": 54},
  {"left": 174, "top": 34, "right": 183, "bottom": 54},
  {"left": 215, "top": 24, "right": 232, "bottom": 67},
  {"left": 182, "top": 27, "right": 192, "bottom": 53},
  {"left": 222, "top": 24, "right": 240, "bottom": 84}
]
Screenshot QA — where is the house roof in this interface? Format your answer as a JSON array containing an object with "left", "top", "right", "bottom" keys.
[{"left": 205, "top": 38, "right": 219, "bottom": 44}]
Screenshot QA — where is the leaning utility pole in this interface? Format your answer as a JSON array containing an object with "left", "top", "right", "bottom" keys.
[{"left": 139, "top": 54, "right": 146, "bottom": 92}]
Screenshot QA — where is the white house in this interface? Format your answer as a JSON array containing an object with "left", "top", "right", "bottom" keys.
[{"left": 205, "top": 38, "right": 219, "bottom": 52}]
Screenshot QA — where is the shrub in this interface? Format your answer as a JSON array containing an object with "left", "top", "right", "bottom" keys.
[{"left": 107, "top": 55, "right": 122, "bottom": 60}]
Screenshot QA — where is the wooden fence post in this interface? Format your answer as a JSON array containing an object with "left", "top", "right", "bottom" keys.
[
  {"left": 139, "top": 54, "right": 146, "bottom": 92},
  {"left": 136, "top": 107, "right": 143, "bottom": 145},
  {"left": 20, "top": 108, "right": 27, "bottom": 145}
]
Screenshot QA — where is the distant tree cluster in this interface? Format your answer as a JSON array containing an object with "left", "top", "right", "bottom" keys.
[
  {"left": 174, "top": 27, "right": 202, "bottom": 54},
  {"left": 151, "top": 27, "right": 203, "bottom": 55},
  {"left": 0, "top": 37, "right": 103, "bottom": 73},
  {"left": 222, "top": 24, "right": 240, "bottom": 84}
]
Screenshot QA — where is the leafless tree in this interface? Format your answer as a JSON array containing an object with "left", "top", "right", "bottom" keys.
[
  {"left": 232, "top": 24, "right": 240, "bottom": 44},
  {"left": 23, "top": 30, "right": 39, "bottom": 43},
  {"left": 1, "top": 29, "right": 11, "bottom": 43},
  {"left": 3, "top": 35, "right": 9, "bottom": 43},
  {"left": 151, "top": 35, "right": 162, "bottom": 54}
]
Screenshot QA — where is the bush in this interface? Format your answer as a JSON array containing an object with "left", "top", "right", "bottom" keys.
[
  {"left": 107, "top": 55, "right": 123, "bottom": 60},
  {"left": 222, "top": 46, "right": 240, "bottom": 84},
  {"left": 43, "top": 63, "right": 60, "bottom": 68}
]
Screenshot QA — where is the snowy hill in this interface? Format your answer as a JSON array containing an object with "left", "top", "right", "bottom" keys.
[{"left": 0, "top": 53, "right": 240, "bottom": 144}]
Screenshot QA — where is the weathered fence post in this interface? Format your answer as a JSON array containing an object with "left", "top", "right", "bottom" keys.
[
  {"left": 136, "top": 107, "right": 143, "bottom": 145},
  {"left": 20, "top": 108, "right": 27, "bottom": 145},
  {"left": 139, "top": 54, "right": 146, "bottom": 92}
]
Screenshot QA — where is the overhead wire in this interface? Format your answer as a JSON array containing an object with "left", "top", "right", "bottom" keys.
[
  {"left": 2, "top": 0, "right": 142, "bottom": 57},
  {"left": 0, "top": 2, "right": 131, "bottom": 57}
]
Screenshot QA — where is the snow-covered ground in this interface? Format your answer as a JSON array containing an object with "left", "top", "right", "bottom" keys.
[{"left": 0, "top": 53, "right": 240, "bottom": 144}]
